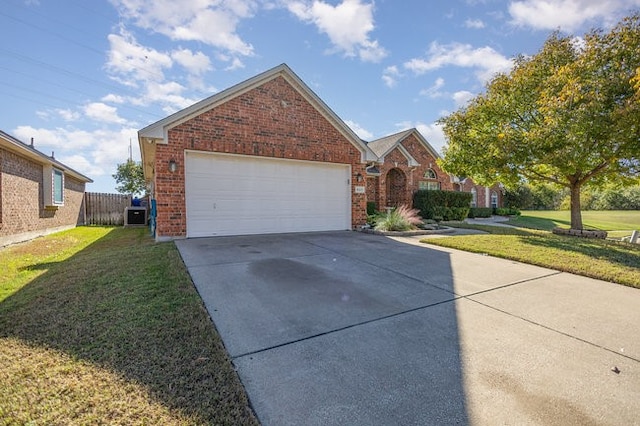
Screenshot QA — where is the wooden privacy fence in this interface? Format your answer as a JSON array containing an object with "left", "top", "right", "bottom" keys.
[{"left": 84, "top": 192, "right": 131, "bottom": 225}]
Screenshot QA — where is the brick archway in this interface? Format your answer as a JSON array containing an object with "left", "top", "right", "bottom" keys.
[{"left": 386, "top": 168, "right": 407, "bottom": 207}]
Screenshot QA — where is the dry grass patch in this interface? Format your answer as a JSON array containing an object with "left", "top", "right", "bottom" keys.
[{"left": 0, "top": 227, "right": 257, "bottom": 425}]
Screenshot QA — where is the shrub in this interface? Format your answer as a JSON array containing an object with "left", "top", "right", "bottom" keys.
[
  {"left": 432, "top": 206, "right": 470, "bottom": 221},
  {"left": 468, "top": 207, "right": 493, "bottom": 218},
  {"left": 413, "top": 190, "right": 472, "bottom": 220},
  {"left": 374, "top": 205, "right": 423, "bottom": 232},
  {"left": 366, "top": 201, "right": 377, "bottom": 216},
  {"left": 494, "top": 207, "right": 520, "bottom": 216}
]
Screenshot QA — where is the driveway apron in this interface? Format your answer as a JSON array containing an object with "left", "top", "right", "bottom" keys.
[{"left": 176, "top": 231, "right": 640, "bottom": 426}]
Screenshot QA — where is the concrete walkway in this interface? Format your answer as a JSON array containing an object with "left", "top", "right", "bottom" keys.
[{"left": 176, "top": 231, "right": 639, "bottom": 425}]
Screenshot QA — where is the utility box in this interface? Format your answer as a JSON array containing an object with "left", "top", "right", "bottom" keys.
[{"left": 124, "top": 207, "right": 147, "bottom": 227}]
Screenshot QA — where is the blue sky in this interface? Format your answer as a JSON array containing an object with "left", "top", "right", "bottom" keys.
[{"left": 2, "top": 0, "right": 639, "bottom": 193}]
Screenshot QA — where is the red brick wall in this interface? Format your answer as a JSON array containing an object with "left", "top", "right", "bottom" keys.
[
  {"left": 153, "top": 76, "right": 367, "bottom": 237},
  {"left": 373, "top": 133, "right": 452, "bottom": 210},
  {"left": 0, "top": 148, "right": 86, "bottom": 243},
  {"left": 462, "top": 179, "right": 502, "bottom": 208}
]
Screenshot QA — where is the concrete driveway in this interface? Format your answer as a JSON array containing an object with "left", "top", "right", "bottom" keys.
[{"left": 176, "top": 231, "right": 640, "bottom": 425}]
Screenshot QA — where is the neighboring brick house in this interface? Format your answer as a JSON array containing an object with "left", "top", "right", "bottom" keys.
[
  {"left": 139, "top": 64, "right": 499, "bottom": 241},
  {"left": 452, "top": 177, "right": 503, "bottom": 209},
  {"left": 0, "top": 130, "right": 92, "bottom": 247}
]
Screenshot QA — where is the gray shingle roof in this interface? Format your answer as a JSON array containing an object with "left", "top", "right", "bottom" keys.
[{"left": 366, "top": 129, "right": 415, "bottom": 158}]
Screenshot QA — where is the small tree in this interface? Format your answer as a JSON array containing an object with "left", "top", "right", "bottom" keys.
[
  {"left": 112, "top": 159, "right": 146, "bottom": 196},
  {"left": 439, "top": 14, "right": 640, "bottom": 230}
]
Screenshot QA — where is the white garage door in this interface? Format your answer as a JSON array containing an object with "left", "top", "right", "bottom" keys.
[{"left": 185, "top": 152, "right": 352, "bottom": 237}]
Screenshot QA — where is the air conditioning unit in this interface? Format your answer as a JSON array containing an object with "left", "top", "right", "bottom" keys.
[{"left": 124, "top": 207, "right": 147, "bottom": 227}]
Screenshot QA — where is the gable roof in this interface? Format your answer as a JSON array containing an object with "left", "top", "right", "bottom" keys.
[
  {"left": 138, "top": 63, "right": 377, "bottom": 165},
  {"left": 367, "top": 128, "right": 441, "bottom": 163},
  {"left": 0, "top": 130, "right": 92, "bottom": 183}
]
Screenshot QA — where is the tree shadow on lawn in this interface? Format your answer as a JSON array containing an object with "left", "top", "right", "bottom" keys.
[
  {"left": 0, "top": 227, "right": 257, "bottom": 424},
  {"left": 490, "top": 224, "right": 640, "bottom": 268},
  {"left": 518, "top": 232, "right": 640, "bottom": 269}
]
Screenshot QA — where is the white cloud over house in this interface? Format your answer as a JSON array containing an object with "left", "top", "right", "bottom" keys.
[
  {"left": 12, "top": 125, "right": 140, "bottom": 178},
  {"left": 286, "top": 0, "right": 387, "bottom": 62},
  {"left": 106, "top": 28, "right": 173, "bottom": 85},
  {"left": 84, "top": 102, "right": 129, "bottom": 125},
  {"left": 110, "top": 0, "right": 256, "bottom": 56},
  {"left": 171, "top": 48, "right": 213, "bottom": 75},
  {"left": 508, "top": 0, "right": 640, "bottom": 31},
  {"left": 404, "top": 42, "right": 513, "bottom": 83}
]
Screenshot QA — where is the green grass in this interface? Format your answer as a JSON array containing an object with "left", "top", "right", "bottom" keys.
[
  {"left": 507, "top": 210, "right": 640, "bottom": 234},
  {"left": 423, "top": 224, "right": 640, "bottom": 289},
  {"left": 0, "top": 227, "right": 257, "bottom": 425}
]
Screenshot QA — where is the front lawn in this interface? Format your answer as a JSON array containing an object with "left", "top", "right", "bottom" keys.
[
  {"left": 423, "top": 225, "right": 640, "bottom": 289},
  {"left": 507, "top": 210, "right": 640, "bottom": 234},
  {"left": 0, "top": 227, "right": 257, "bottom": 425}
]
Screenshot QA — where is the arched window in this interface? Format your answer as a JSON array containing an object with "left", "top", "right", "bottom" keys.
[
  {"left": 419, "top": 168, "right": 439, "bottom": 190},
  {"left": 470, "top": 187, "right": 477, "bottom": 207},
  {"left": 491, "top": 191, "right": 498, "bottom": 208}
]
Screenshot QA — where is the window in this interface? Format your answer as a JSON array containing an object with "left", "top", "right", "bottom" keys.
[
  {"left": 419, "top": 181, "right": 440, "bottom": 190},
  {"left": 491, "top": 191, "right": 498, "bottom": 208},
  {"left": 470, "top": 188, "right": 477, "bottom": 207},
  {"left": 44, "top": 165, "right": 64, "bottom": 207},
  {"left": 53, "top": 169, "right": 64, "bottom": 204},
  {"left": 420, "top": 168, "right": 439, "bottom": 190}
]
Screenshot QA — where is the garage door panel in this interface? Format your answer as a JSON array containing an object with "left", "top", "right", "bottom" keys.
[{"left": 185, "top": 152, "right": 351, "bottom": 237}]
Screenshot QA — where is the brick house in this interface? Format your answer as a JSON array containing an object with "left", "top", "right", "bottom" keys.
[
  {"left": 365, "top": 128, "right": 453, "bottom": 210},
  {"left": 139, "top": 64, "right": 500, "bottom": 241},
  {"left": 451, "top": 177, "right": 503, "bottom": 209},
  {"left": 0, "top": 130, "right": 92, "bottom": 247}
]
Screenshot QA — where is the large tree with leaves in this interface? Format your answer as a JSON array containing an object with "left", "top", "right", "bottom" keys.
[
  {"left": 439, "top": 14, "right": 640, "bottom": 230},
  {"left": 112, "top": 159, "right": 147, "bottom": 196}
]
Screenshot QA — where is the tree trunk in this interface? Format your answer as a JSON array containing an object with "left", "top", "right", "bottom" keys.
[{"left": 569, "top": 183, "right": 583, "bottom": 230}]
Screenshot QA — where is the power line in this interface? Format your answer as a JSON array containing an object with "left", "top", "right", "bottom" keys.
[
  {"left": 0, "top": 10, "right": 105, "bottom": 56},
  {"left": 0, "top": 65, "right": 163, "bottom": 119}
]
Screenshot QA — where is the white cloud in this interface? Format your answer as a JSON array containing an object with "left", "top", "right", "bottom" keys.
[
  {"left": 141, "top": 81, "right": 195, "bottom": 109},
  {"left": 106, "top": 28, "right": 173, "bottom": 85},
  {"left": 105, "top": 29, "right": 199, "bottom": 111},
  {"left": 12, "top": 126, "right": 94, "bottom": 150},
  {"left": 382, "top": 65, "right": 401, "bottom": 88},
  {"left": 344, "top": 120, "right": 373, "bottom": 139},
  {"left": 111, "top": 0, "right": 256, "bottom": 56},
  {"left": 419, "top": 77, "right": 445, "bottom": 98},
  {"left": 404, "top": 42, "right": 513, "bottom": 83},
  {"left": 101, "top": 94, "right": 126, "bottom": 104},
  {"left": 464, "top": 18, "right": 486, "bottom": 29},
  {"left": 84, "top": 102, "right": 128, "bottom": 125},
  {"left": 56, "top": 109, "right": 81, "bottom": 121},
  {"left": 225, "top": 57, "right": 245, "bottom": 70},
  {"left": 508, "top": 0, "right": 640, "bottom": 32},
  {"left": 57, "top": 154, "right": 103, "bottom": 178},
  {"left": 171, "top": 48, "right": 212, "bottom": 75},
  {"left": 452, "top": 90, "right": 475, "bottom": 108},
  {"left": 287, "top": 0, "right": 387, "bottom": 62},
  {"left": 12, "top": 125, "right": 140, "bottom": 181}
]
